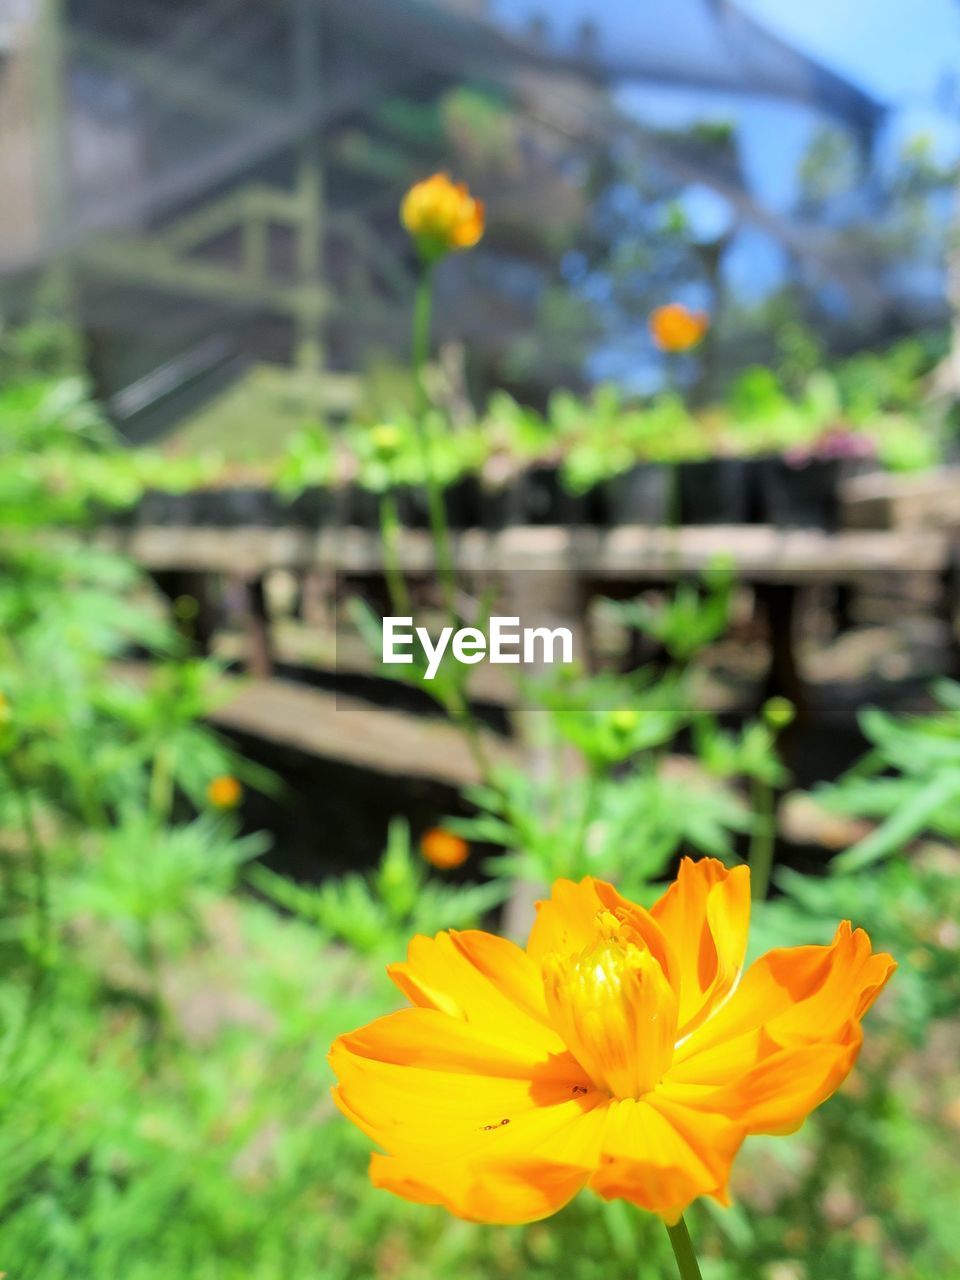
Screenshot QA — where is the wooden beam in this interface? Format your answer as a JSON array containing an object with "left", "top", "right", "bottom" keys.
[
  {"left": 104, "top": 524, "right": 953, "bottom": 583},
  {"left": 236, "top": 575, "right": 274, "bottom": 681},
  {"left": 160, "top": 186, "right": 305, "bottom": 256},
  {"left": 78, "top": 237, "right": 327, "bottom": 314},
  {"left": 841, "top": 468, "right": 960, "bottom": 532},
  {"left": 115, "top": 663, "right": 514, "bottom": 788}
]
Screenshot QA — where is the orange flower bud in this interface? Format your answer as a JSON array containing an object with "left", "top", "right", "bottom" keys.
[
  {"left": 400, "top": 173, "right": 485, "bottom": 263},
  {"left": 420, "top": 827, "right": 469, "bottom": 870},
  {"left": 206, "top": 774, "right": 242, "bottom": 811},
  {"left": 649, "top": 302, "right": 710, "bottom": 353}
]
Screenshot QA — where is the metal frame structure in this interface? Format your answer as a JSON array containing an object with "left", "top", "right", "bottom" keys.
[{"left": 0, "top": 0, "right": 889, "bottom": 438}]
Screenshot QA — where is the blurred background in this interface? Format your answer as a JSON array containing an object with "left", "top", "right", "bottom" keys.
[
  {"left": 3, "top": 0, "right": 960, "bottom": 429},
  {"left": 1, "top": 1, "right": 960, "bottom": 1277}
]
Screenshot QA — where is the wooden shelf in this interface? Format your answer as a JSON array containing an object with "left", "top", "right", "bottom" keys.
[
  {"left": 106, "top": 523, "right": 952, "bottom": 583},
  {"left": 116, "top": 664, "right": 513, "bottom": 787}
]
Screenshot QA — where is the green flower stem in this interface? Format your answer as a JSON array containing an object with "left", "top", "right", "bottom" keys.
[
  {"left": 378, "top": 492, "right": 412, "bottom": 618},
  {"left": 411, "top": 264, "right": 457, "bottom": 615},
  {"left": 446, "top": 685, "right": 495, "bottom": 784},
  {"left": 149, "top": 741, "right": 174, "bottom": 827},
  {"left": 408, "top": 260, "right": 498, "bottom": 792},
  {"left": 573, "top": 765, "right": 600, "bottom": 860},
  {"left": 665, "top": 1216, "right": 704, "bottom": 1280},
  {"left": 749, "top": 775, "right": 776, "bottom": 901}
]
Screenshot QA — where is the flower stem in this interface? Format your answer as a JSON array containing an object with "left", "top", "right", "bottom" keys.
[
  {"left": 409, "top": 263, "right": 496, "bottom": 792},
  {"left": 573, "top": 765, "right": 600, "bottom": 860},
  {"left": 411, "top": 264, "right": 456, "bottom": 614},
  {"left": 749, "top": 776, "right": 776, "bottom": 901},
  {"left": 378, "top": 492, "right": 412, "bottom": 617},
  {"left": 665, "top": 1216, "right": 704, "bottom": 1280},
  {"left": 149, "top": 741, "right": 174, "bottom": 827}
]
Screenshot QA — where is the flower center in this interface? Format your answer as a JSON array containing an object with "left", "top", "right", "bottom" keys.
[{"left": 542, "top": 915, "right": 678, "bottom": 1100}]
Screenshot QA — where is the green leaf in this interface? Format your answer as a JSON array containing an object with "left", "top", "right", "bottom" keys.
[{"left": 832, "top": 768, "right": 960, "bottom": 872}]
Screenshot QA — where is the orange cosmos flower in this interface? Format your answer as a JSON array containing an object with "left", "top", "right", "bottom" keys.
[
  {"left": 649, "top": 303, "right": 710, "bottom": 353},
  {"left": 330, "top": 858, "right": 894, "bottom": 1225},
  {"left": 400, "top": 173, "right": 485, "bottom": 263},
  {"left": 206, "top": 774, "right": 242, "bottom": 811},
  {"left": 420, "top": 828, "right": 469, "bottom": 870}
]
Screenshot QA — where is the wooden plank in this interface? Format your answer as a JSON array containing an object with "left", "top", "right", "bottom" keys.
[
  {"left": 212, "top": 679, "right": 513, "bottom": 787},
  {"left": 80, "top": 237, "right": 328, "bottom": 314},
  {"left": 109, "top": 524, "right": 952, "bottom": 583},
  {"left": 215, "top": 625, "right": 520, "bottom": 705},
  {"left": 211, "top": 623, "right": 745, "bottom": 716},
  {"left": 841, "top": 468, "right": 960, "bottom": 531},
  {"left": 115, "top": 664, "right": 513, "bottom": 787}
]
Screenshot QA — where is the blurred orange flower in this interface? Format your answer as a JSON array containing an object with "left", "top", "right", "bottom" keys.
[
  {"left": 330, "top": 858, "right": 893, "bottom": 1225},
  {"left": 206, "top": 774, "right": 242, "bottom": 811},
  {"left": 649, "top": 303, "right": 709, "bottom": 353},
  {"left": 420, "top": 827, "right": 469, "bottom": 870},
  {"left": 400, "top": 173, "right": 485, "bottom": 262}
]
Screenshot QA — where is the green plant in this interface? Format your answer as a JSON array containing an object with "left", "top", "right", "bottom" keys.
[
  {"left": 274, "top": 422, "right": 336, "bottom": 496},
  {"left": 248, "top": 819, "right": 506, "bottom": 959},
  {"left": 812, "top": 680, "right": 960, "bottom": 873},
  {"left": 610, "top": 560, "right": 733, "bottom": 665}
]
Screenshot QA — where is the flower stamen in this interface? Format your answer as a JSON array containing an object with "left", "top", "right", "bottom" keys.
[{"left": 542, "top": 937, "right": 678, "bottom": 1101}]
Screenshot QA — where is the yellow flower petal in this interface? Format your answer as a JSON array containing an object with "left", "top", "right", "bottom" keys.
[
  {"left": 370, "top": 1146, "right": 591, "bottom": 1225},
  {"left": 670, "top": 921, "right": 896, "bottom": 1133},
  {"left": 650, "top": 857, "right": 750, "bottom": 1037},
  {"left": 330, "top": 863, "right": 894, "bottom": 1224},
  {"left": 332, "top": 1007, "right": 609, "bottom": 1222},
  {"left": 387, "top": 930, "right": 565, "bottom": 1057},
  {"left": 589, "top": 1093, "right": 743, "bottom": 1222}
]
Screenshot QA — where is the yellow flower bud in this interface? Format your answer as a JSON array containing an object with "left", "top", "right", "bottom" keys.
[
  {"left": 371, "top": 424, "right": 402, "bottom": 458},
  {"left": 608, "top": 708, "right": 639, "bottom": 734},
  {"left": 763, "top": 697, "right": 796, "bottom": 730},
  {"left": 420, "top": 827, "right": 469, "bottom": 870},
  {"left": 649, "top": 303, "right": 709, "bottom": 353},
  {"left": 207, "top": 774, "right": 242, "bottom": 811},
  {"left": 400, "top": 173, "right": 485, "bottom": 263}
]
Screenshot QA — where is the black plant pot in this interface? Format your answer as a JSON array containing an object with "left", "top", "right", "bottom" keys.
[
  {"left": 96, "top": 499, "right": 140, "bottom": 529},
  {"left": 394, "top": 485, "right": 429, "bottom": 530},
  {"left": 400, "top": 477, "right": 484, "bottom": 531},
  {"left": 678, "top": 459, "right": 754, "bottom": 525},
  {"left": 759, "top": 457, "right": 841, "bottom": 530},
  {"left": 443, "top": 475, "right": 483, "bottom": 530},
  {"left": 286, "top": 486, "right": 334, "bottom": 530},
  {"left": 516, "top": 464, "right": 590, "bottom": 526},
  {"left": 327, "top": 484, "right": 351, "bottom": 528},
  {"left": 189, "top": 491, "right": 229, "bottom": 527},
  {"left": 211, "top": 487, "right": 284, "bottom": 527},
  {"left": 598, "top": 464, "right": 671, "bottom": 527},
  {"left": 140, "top": 490, "right": 200, "bottom": 526},
  {"left": 344, "top": 484, "right": 383, "bottom": 531},
  {"left": 479, "top": 481, "right": 522, "bottom": 531}
]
